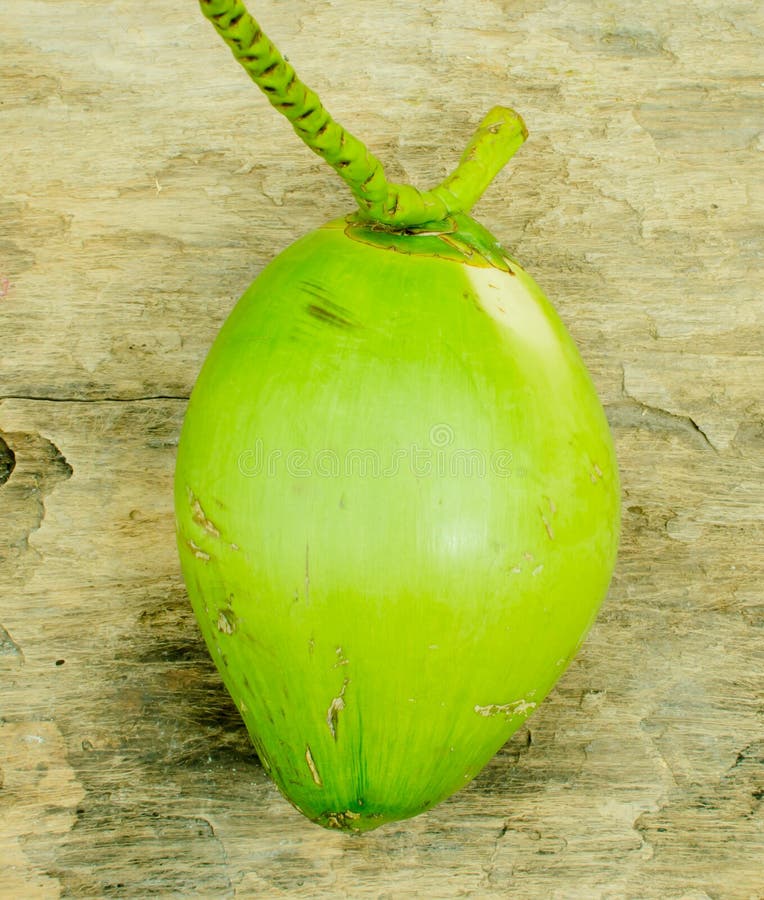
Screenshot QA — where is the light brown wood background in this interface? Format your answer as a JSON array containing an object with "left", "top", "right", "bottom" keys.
[{"left": 1, "top": 0, "right": 762, "bottom": 896}]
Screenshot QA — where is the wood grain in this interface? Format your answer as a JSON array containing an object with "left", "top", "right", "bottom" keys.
[{"left": 1, "top": 0, "right": 762, "bottom": 896}]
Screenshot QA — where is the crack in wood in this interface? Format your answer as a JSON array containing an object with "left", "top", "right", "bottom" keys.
[
  {"left": 605, "top": 399, "right": 716, "bottom": 451},
  {"left": 0, "top": 430, "right": 73, "bottom": 567},
  {"left": 0, "top": 623, "right": 24, "bottom": 662},
  {"left": 0, "top": 433, "right": 15, "bottom": 486}
]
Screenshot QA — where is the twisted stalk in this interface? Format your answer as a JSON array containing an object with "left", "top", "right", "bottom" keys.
[{"left": 200, "top": 0, "right": 528, "bottom": 228}]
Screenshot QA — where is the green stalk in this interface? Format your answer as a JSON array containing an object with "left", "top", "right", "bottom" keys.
[{"left": 199, "top": 0, "right": 528, "bottom": 228}]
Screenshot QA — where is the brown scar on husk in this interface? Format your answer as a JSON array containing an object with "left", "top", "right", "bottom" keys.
[
  {"left": 474, "top": 699, "right": 536, "bottom": 718},
  {"left": 217, "top": 607, "right": 236, "bottom": 634},
  {"left": 540, "top": 497, "right": 556, "bottom": 539},
  {"left": 327, "top": 678, "right": 349, "bottom": 740},
  {"left": 305, "top": 745, "right": 323, "bottom": 786},
  {"left": 187, "top": 487, "right": 221, "bottom": 537},
  {"left": 186, "top": 539, "right": 210, "bottom": 561},
  {"left": 322, "top": 810, "right": 362, "bottom": 829}
]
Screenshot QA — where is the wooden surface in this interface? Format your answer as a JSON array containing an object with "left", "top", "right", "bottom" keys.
[{"left": 1, "top": 0, "right": 762, "bottom": 896}]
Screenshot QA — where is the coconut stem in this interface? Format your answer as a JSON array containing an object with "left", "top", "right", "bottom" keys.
[{"left": 199, "top": 0, "right": 527, "bottom": 227}]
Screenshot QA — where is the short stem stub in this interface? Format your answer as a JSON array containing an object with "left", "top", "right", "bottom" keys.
[{"left": 200, "top": 0, "right": 527, "bottom": 228}]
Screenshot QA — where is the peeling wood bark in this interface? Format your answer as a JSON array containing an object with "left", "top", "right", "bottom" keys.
[{"left": 1, "top": 0, "right": 762, "bottom": 897}]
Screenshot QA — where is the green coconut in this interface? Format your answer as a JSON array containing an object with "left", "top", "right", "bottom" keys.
[{"left": 175, "top": 0, "right": 620, "bottom": 832}]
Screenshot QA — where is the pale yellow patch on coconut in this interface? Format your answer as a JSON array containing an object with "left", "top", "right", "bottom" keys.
[{"left": 465, "top": 265, "right": 560, "bottom": 353}]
